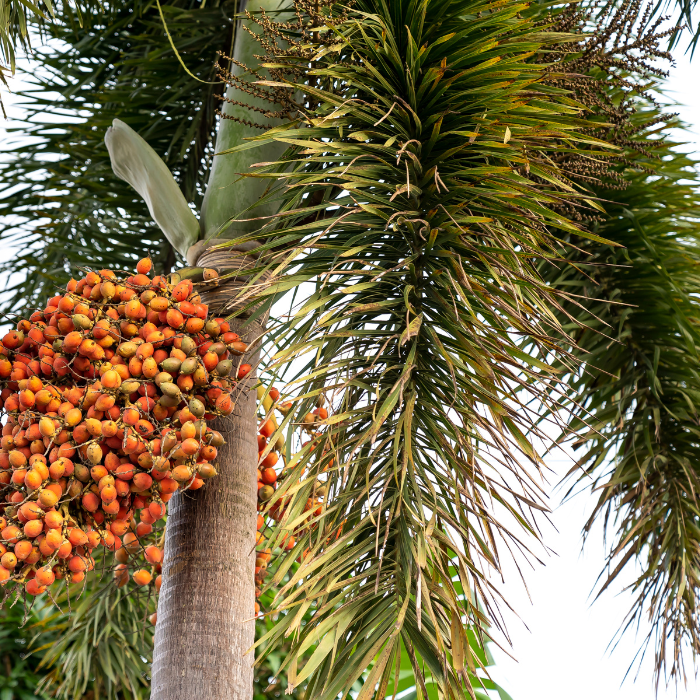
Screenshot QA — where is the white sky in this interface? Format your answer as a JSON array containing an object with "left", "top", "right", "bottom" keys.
[{"left": 2, "top": 23, "right": 700, "bottom": 700}]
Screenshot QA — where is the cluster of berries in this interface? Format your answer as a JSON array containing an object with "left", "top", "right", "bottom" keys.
[
  {"left": 253, "top": 389, "right": 331, "bottom": 615},
  {"left": 0, "top": 258, "right": 247, "bottom": 597}
]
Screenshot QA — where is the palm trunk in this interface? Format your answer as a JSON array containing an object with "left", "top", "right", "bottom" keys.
[
  {"left": 150, "top": 316, "right": 261, "bottom": 700},
  {"left": 151, "top": 2, "right": 289, "bottom": 698}
]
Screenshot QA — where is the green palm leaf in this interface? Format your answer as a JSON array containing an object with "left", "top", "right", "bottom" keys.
[{"left": 214, "top": 0, "right": 615, "bottom": 695}]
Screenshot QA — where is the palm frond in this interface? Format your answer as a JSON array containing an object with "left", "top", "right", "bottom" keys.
[
  {"left": 214, "top": 0, "right": 615, "bottom": 695},
  {"left": 32, "top": 575, "right": 154, "bottom": 699},
  {"left": 542, "top": 108, "right": 700, "bottom": 687}
]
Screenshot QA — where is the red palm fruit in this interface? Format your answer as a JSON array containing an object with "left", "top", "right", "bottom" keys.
[
  {"left": 14, "top": 541, "right": 32, "bottom": 560},
  {"left": 38, "top": 489, "right": 59, "bottom": 508},
  {"left": 260, "top": 451, "right": 278, "bottom": 469},
  {"left": 81, "top": 492, "right": 99, "bottom": 512},
  {"left": 25, "top": 578, "right": 46, "bottom": 596},
  {"left": 158, "top": 478, "right": 178, "bottom": 495},
  {"left": 1, "top": 552, "right": 16, "bottom": 569},
  {"left": 31, "top": 454, "right": 49, "bottom": 473},
  {"left": 36, "top": 566, "right": 55, "bottom": 586},
  {"left": 197, "top": 463, "right": 217, "bottom": 479},
  {"left": 237, "top": 364, "right": 252, "bottom": 379},
  {"left": 1, "top": 526, "right": 20, "bottom": 544},
  {"left": 171, "top": 465, "right": 192, "bottom": 482},
  {"left": 104, "top": 452, "right": 121, "bottom": 472},
  {"left": 86, "top": 444, "right": 103, "bottom": 466},
  {"left": 45, "top": 529, "right": 62, "bottom": 551},
  {"left": 150, "top": 296, "right": 169, "bottom": 312},
  {"left": 116, "top": 463, "right": 135, "bottom": 481},
  {"left": 69, "top": 556, "right": 86, "bottom": 573},
  {"left": 184, "top": 317, "right": 203, "bottom": 334},
  {"left": 136, "top": 522, "right": 152, "bottom": 537},
  {"left": 101, "top": 420, "right": 119, "bottom": 438},
  {"left": 24, "top": 469, "right": 43, "bottom": 491},
  {"left": 268, "top": 387, "right": 280, "bottom": 401},
  {"left": 135, "top": 419, "right": 154, "bottom": 437},
  {"left": 43, "top": 509, "right": 63, "bottom": 529},
  {"left": 148, "top": 504, "right": 165, "bottom": 521},
  {"left": 24, "top": 520, "right": 44, "bottom": 539},
  {"left": 180, "top": 422, "right": 196, "bottom": 440},
  {"left": 100, "top": 280, "right": 116, "bottom": 299},
  {"left": 136, "top": 257, "right": 152, "bottom": 274},
  {"left": 88, "top": 467, "right": 107, "bottom": 485},
  {"left": 140, "top": 508, "right": 156, "bottom": 525},
  {"left": 202, "top": 351, "right": 218, "bottom": 372},
  {"left": 37, "top": 416, "right": 55, "bottom": 437},
  {"left": 215, "top": 393, "right": 233, "bottom": 415},
  {"left": 101, "top": 369, "right": 121, "bottom": 389},
  {"left": 85, "top": 417, "right": 102, "bottom": 437},
  {"left": 110, "top": 520, "right": 129, "bottom": 537},
  {"left": 188, "top": 476, "right": 204, "bottom": 490},
  {"left": 166, "top": 308, "right": 184, "bottom": 329},
  {"left": 132, "top": 472, "right": 153, "bottom": 492},
  {"left": 100, "top": 484, "right": 117, "bottom": 504},
  {"left": 125, "top": 299, "right": 144, "bottom": 319},
  {"left": 114, "top": 563, "right": 129, "bottom": 587},
  {"left": 102, "top": 500, "right": 120, "bottom": 515},
  {"left": 123, "top": 407, "right": 140, "bottom": 426},
  {"left": 19, "top": 501, "right": 44, "bottom": 521},
  {"left": 181, "top": 438, "right": 200, "bottom": 456},
  {"left": 133, "top": 569, "right": 152, "bottom": 586},
  {"left": 57, "top": 540, "right": 72, "bottom": 558},
  {"left": 123, "top": 532, "right": 139, "bottom": 554},
  {"left": 261, "top": 467, "right": 277, "bottom": 485},
  {"left": 48, "top": 460, "right": 65, "bottom": 481},
  {"left": 58, "top": 295, "right": 75, "bottom": 313},
  {"left": 37, "top": 535, "right": 53, "bottom": 557},
  {"left": 171, "top": 279, "right": 192, "bottom": 301},
  {"left": 68, "top": 528, "right": 88, "bottom": 546},
  {"left": 95, "top": 394, "right": 115, "bottom": 412},
  {"left": 87, "top": 530, "right": 101, "bottom": 549},
  {"left": 227, "top": 341, "right": 247, "bottom": 356},
  {"left": 115, "top": 481, "right": 131, "bottom": 499},
  {"left": 64, "top": 407, "right": 83, "bottom": 427},
  {"left": 144, "top": 546, "right": 162, "bottom": 565},
  {"left": 259, "top": 419, "right": 275, "bottom": 439}
]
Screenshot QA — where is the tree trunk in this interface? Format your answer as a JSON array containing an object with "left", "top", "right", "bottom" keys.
[
  {"left": 151, "top": 317, "right": 261, "bottom": 700},
  {"left": 151, "top": 2, "right": 290, "bottom": 698}
]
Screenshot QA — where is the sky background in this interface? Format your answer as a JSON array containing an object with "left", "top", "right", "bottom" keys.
[{"left": 1, "top": 21, "right": 700, "bottom": 700}]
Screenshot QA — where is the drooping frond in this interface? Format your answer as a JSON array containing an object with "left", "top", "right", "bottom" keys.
[
  {"left": 33, "top": 577, "right": 154, "bottom": 699},
  {"left": 542, "top": 109, "right": 700, "bottom": 687},
  {"left": 212, "top": 0, "right": 619, "bottom": 695},
  {"left": 520, "top": 3, "right": 700, "bottom": 684}
]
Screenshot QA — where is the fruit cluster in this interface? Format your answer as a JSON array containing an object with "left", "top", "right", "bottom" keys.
[
  {"left": 253, "top": 389, "right": 330, "bottom": 616},
  {"left": 0, "top": 259, "right": 247, "bottom": 597}
]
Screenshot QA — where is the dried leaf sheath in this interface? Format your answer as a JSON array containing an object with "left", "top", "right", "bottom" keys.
[{"left": 216, "top": 0, "right": 615, "bottom": 696}]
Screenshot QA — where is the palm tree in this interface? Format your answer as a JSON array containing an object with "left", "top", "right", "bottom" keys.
[{"left": 1, "top": 0, "right": 700, "bottom": 699}]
